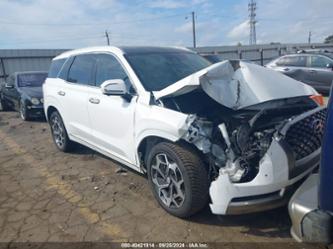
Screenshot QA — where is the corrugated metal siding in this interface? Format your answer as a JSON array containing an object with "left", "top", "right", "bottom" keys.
[
  {"left": 1, "top": 44, "right": 333, "bottom": 83},
  {"left": 194, "top": 43, "right": 333, "bottom": 65},
  {"left": 0, "top": 49, "right": 68, "bottom": 83}
]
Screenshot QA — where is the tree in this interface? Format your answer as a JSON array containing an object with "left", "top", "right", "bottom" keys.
[{"left": 324, "top": 35, "right": 333, "bottom": 44}]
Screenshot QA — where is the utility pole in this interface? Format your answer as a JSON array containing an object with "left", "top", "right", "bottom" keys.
[
  {"left": 308, "top": 31, "right": 312, "bottom": 44},
  {"left": 105, "top": 30, "right": 110, "bottom": 46},
  {"left": 191, "top": 11, "right": 196, "bottom": 48},
  {"left": 248, "top": 0, "right": 257, "bottom": 45}
]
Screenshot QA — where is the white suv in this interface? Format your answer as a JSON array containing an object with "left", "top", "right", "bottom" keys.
[{"left": 44, "top": 46, "right": 325, "bottom": 217}]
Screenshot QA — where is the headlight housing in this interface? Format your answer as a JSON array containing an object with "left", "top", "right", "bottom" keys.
[{"left": 31, "top": 97, "right": 40, "bottom": 105}]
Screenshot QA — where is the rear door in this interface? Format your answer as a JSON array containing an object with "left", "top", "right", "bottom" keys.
[
  {"left": 307, "top": 55, "right": 333, "bottom": 93},
  {"left": 87, "top": 53, "right": 138, "bottom": 166},
  {"left": 59, "top": 54, "right": 97, "bottom": 143}
]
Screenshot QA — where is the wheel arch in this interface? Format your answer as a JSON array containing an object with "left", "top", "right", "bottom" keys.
[
  {"left": 46, "top": 105, "right": 59, "bottom": 121},
  {"left": 136, "top": 134, "right": 203, "bottom": 173}
]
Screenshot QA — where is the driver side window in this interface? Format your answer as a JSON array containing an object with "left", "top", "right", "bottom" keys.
[{"left": 95, "top": 54, "right": 131, "bottom": 90}]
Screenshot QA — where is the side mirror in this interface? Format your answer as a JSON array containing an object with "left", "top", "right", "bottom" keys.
[
  {"left": 5, "top": 83, "right": 14, "bottom": 89},
  {"left": 100, "top": 79, "right": 127, "bottom": 96},
  {"left": 326, "top": 63, "right": 333, "bottom": 70}
]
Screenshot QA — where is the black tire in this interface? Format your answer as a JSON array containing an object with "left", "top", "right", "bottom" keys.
[
  {"left": 0, "top": 94, "right": 8, "bottom": 111},
  {"left": 49, "top": 110, "right": 75, "bottom": 152},
  {"left": 19, "top": 101, "right": 30, "bottom": 121},
  {"left": 147, "top": 142, "right": 209, "bottom": 218}
]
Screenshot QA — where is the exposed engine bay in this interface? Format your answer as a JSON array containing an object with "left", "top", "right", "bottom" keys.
[{"left": 160, "top": 89, "right": 320, "bottom": 184}]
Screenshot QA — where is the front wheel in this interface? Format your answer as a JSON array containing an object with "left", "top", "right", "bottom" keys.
[
  {"left": 49, "top": 111, "right": 75, "bottom": 152},
  {"left": 19, "top": 101, "right": 30, "bottom": 121},
  {"left": 0, "top": 94, "right": 8, "bottom": 111},
  {"left": 147, "top": 142, "right": 209, "bottom": 218}
]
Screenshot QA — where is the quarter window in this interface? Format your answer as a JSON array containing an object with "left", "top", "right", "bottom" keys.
[
  {"left": 95, "top": 54, "right": 129, "bottom": 87},
  {"left": 310, "top": 56, "right": 332, "bottom": 68},
  {"left": 276, "top": 56, "right": 307, "bottom": 67},
  {"left": 67, "top": 54, "right": 96, "bottom": 85},
  {"left": 48, "top": 59, "right": 66, "bottom": 78}
]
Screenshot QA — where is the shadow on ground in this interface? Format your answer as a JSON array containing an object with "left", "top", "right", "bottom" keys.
[{"left": 189, "top": 204, "right": 291, "bottom": 238}]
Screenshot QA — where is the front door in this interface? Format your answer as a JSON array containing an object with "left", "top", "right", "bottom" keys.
[{"left": 87, "top": 53, "right": 138, "bottom": 166}]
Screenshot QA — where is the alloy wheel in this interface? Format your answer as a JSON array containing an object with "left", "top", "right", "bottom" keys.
[
  {"left": 51, "top": 115, "right": 65, "bottom": 148},
  {"left": 20, "top": 103, "right": 26, "bottom": 120},
  {"left": 151, "top": 153, "right": 185, "bottom": 208}
]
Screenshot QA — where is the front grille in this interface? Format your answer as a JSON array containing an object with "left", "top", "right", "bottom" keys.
[{"left": 286, "top": 109, "right": 326, "bottom": 160}]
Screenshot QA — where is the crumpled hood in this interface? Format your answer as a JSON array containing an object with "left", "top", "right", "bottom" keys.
[
  {"left": 153, "top": 60, "right": 317, "bottom": 110},
  {"left": 20, "top": 87, "right": 43, "bottom": 99}
]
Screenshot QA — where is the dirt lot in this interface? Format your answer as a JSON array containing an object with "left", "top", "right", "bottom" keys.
[{"left": 0, "top": 111, "right": 303, "bottom": 243}]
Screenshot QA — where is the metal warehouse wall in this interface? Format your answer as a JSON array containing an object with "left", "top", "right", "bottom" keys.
[
  {"left": 0, "top": 49, "right": 68, "bottom": 83},
  {"left": 1, "top": 43, "right": 333, "bottom": 83},
  {"left": 194, "top": 43, "right": 333, "bottom": 65}
]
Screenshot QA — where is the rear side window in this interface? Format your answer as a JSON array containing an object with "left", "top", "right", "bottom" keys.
[
  {"left": 48, "top": 59, "right": 66, "bottom": 78},
  {"left": 276, "top": 56, "right": 307, "bottom": 67},
  {"left": 95, "top": 54, "right": 128, "bottom": 87},
  {"left": 310, "top": 56, "right": 332, "bottom": 68},
  {"left": 67, "top": 54, "right": 96, "bottom": 85}
]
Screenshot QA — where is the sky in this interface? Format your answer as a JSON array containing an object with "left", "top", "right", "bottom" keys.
[{"left": 0, "top": 0, "right": 332, "bottom": 49}]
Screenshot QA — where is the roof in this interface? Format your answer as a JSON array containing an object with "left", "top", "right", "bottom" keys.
[
  {"left": 119, "top": 46, "right": 193, "bottom": 54},
  {"left": 295, "top": 49, "right": 333, "bottom": 58},
  {"left": 53, "top": 46, "right": 193, "bottom": 60}
]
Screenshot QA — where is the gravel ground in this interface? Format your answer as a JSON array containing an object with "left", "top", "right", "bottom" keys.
[{"left": 0, "top": 111, "right": 306, "bottom": 243}]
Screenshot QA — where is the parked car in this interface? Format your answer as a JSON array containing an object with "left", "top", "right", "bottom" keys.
[
  {"left": 0, "top": 71, "right": 48, "bottom": 120},
  {"left": 289, "top": 85, "right": 333, "bottom": 244},
  {"left": 266, "top": 50, "right": 333, "bottom": 95},
  {"left": 44, "top": 46, "right": 325, "bottom": 218}
]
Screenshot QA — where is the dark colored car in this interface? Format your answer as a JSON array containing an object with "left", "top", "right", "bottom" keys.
[
  {"left": 0, "top": 71, "right": 48, "bottom": 120},
  {"left": 266, "top": 50, "right": 333, "bottom": 95}
]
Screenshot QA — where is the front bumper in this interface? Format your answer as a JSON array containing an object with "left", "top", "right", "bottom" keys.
[
  {"left": 209, "top": 138, "right": 320, "bottom": 215},
  {"left": 26, "top": 104, "right": 45, "bottom": 117}
]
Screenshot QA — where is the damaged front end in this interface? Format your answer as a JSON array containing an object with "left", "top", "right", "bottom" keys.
[{"left": 157, "top": 60, "right": 326, "bottom": 215}]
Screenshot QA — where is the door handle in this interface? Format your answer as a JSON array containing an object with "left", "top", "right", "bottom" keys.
[
  {"left": 89, "top": 98, "right": 100, "bottom": 104},
  {"left": 308, "top": 70, "right": 317, "bottom": 74},
  {"left": 58, "top": 91, "right": 66, "bottom": 96}
]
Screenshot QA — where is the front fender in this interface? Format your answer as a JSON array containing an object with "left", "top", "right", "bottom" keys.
[{"left": 135, "top": 104, "right": 190, "bottom": 151}]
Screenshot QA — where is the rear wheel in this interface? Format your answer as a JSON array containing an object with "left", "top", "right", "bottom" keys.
[
  {"left": 147, "top": 142, "right": 209, "bottom": 218},
  {"left": 49, "top": 111, "right": 74, "bottom": 152}
]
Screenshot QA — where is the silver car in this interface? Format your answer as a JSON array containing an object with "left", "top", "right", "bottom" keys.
[{"left": 266, "top": 51, "right": 333, "bottom": 95}]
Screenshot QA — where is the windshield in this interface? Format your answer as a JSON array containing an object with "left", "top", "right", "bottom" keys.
[
  {"left": 125, "top": 52, "right": 211, "bottom": 91},
  {"left": 17, "top": 73, "right": 48, "bottom": 87}
]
